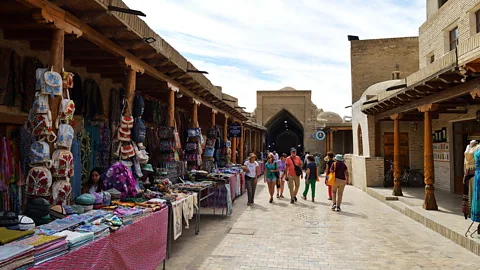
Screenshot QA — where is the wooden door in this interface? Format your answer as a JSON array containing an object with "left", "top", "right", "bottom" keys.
[{"left": 383, "top": 132, "right": 409, "bottom": 170}]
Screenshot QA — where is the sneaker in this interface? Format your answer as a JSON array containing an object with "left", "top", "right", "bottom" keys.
[
  {"left": 277, "top": 194, "right": 280, "bottom": 198},
  {"left": 331, "top": 204, "right": 336, "bottom": 210},
  {"left": 280, "top": 195, "right": 285, "bottom": 198},
  {"left": 294, "top": 197, "right": 298, "bottom": 201},
  {"left": 336, "top": 207, "right": 341, "bottom": 212},
  {"left": 290, "top": 199, "right": 294, "bottom": 204}
]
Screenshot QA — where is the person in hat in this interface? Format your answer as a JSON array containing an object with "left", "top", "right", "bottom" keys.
[
  {"left": 285, "top": 147, "right": 303, "bottom": 204},
  {"left": 329, "top": 154, "right": 349, "bottom": 212},
  {"left": 243, "top": 153, "right": 259, "bottom": 205}
]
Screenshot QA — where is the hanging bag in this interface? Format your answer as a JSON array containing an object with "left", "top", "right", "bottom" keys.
[
  {"left": 55, "top": 85, "right": 75, "bottom": 128},
  {"left": 26, "top": 166, "right": 53, "bottom": 196},
  {"left": 55, "top": 123, "right": 74, "bottom": 149},
  {"left": 133, "top": 142, "right": 149, "bottom": 164},
  {"left": 33, "top": 92, "right": 50, "bottom": 114},
  {"left": 42, "top": 67, "right": 63, "bottom": 98},
  {"left": 120, "top": 100, "right": 134, "bottom": 129},
  {"left": 327, "top": 162, "right": 336, "bottom": 186},
  {"left": 132, "top": 94, "right": 145, "bottom": 118},
  {"left": 51, "top": 149, "right": 74, "bottom": 178},
  {"left": 290, "top": 156, "right": 302, "bottom": 176},
  {"left": 30, "top": 139, "right": 52, "bottom": 166},
  {"left": 50, "top": 180, "right": 72, "bottom": 206},
  {"left": 132, "top": 118, "right": 146, "bottom": 143}
]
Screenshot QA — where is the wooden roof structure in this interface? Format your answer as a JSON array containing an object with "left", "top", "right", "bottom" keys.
[{"left": 2, "top": 0, "right": 248, "bottom": 121}]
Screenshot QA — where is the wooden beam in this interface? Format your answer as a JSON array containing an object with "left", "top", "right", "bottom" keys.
[
  {"left": 374, "top": 78, "right": 480, "bottom": 120},
  {"left": 70, "top": 58, "right": 125, "bottom": 67},
  {"left": 114, "top": 39, "right": 146, "bottom": 50},
  {"left": 87, "top": 66, "right": 127, "bottom": 74},
  {"left": 133, "top": 50, "right": 158, "bottom": 59},
  {"left": 145, "top": 58, "right": 170, "bottom": 66},
  {"left": 77, "top": 10, "right": 107, "bottom": 24},
  {"left": 65, "top": 50, "right": 116, "bottom": 59}
]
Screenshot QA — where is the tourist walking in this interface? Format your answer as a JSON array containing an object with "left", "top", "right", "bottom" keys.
[
  {"left": 314, "top": 153, "right": 321, "bottom": 176},
  {"left": 302, "top": 155, "right": 317, "bottom": 202},
  {"left": 265, "top": 154, "right": 279, "bottom": 203},
  {"left": 325, "top": 152, "right": 335, "bottom": 200},
  {"left": 243, "top": 154, "right": 259, "bottom": 206},
  {"left": 330, "top": 154, "right": 349, "bottom": 212},
  {"left": 273, "top": 151, "right": 279, "bottom": 162},
  {"left": 276, "top": 153, "right": 287, "bottom": 198},
  {"left": 286, "top": 147, "right": 303, "bottom": 204}
]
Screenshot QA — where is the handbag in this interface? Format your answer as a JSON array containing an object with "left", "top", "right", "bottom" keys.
[{"left": 327, "top": 162, "right": 336, "bottom": 186}]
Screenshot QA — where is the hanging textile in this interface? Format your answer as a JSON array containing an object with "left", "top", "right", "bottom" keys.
[
  {"left": 172, "top": 200, "right": 183, "bottom": 240},
  {"left": 471, "top": 150, "right": 480, "bottom": 222},
  {"left": 109, "top": 88, "right": 122, "bottom": 127},
  {"left": 83, "top": 79, "right": 104, "bottom": 119},
  {"left": 17, "top": 125, "right": 34, "bottom": 176},
  {"left": 71, "top": 138, "right": 82, "bottom": 199},
  {"left": 77, "top": 130, "right": 91, "bottom": 185},
  {"left": 2, "top": 49, "right": 21, "bottom": 106},
  {"left": 85, "top": 123, "right": 101, "bottom": 172},
  {"left": 22, "top": 57, "right": 44, "bottom": 112},
  {"left": 0, "top": 137, "right": 11, "bottom": 191},
  {"left": 97, "top": 124, "right": 111, "bottom": 170},
  {"left": 71, "top": 72, "right": 84, "bottom": 115}
]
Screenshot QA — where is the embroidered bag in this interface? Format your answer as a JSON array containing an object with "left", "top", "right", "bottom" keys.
[
  {"left": 187, "top": 128, "right": 201, "bottom": 138},
  {"left": 159, "top": 140, "right": 175, "bottom": 152},
  {"left": 51, "top": 149, "right": 74, "bottom": 178},
  {"left": 133, "top": 142, "right": 149, "bottom": 164},
  {"left": 158, "top": 126, "right": 173, "bottom": 139},
  {"left": 31, "top": 112, "right": 55, "bottom": 140},
  {"left": 42, "top": 67, "right": 63, "bottom": 98},
  {"left": 55, "top": 124, "right": 74, "bottom": 149},
  {"left": 35, "top": 68, "right": 48, "bottom": 92},
  {"left": 56, "top": 88, "right": 75, "bottom": 128},
  {"left": 26, "top": 166, "right": 52, "bottom": 196},
  {"left": 30, "top": 140, "right": 52, "bottom": 166},
  {"left": 120, "top": 100, "right": 133, "bottom": 129},
  {"left": 174, "top": 129, "right": 182, "bottom": 150},
  {"left": 116, "top": 143, "right": 135, "bottom": 160},
  {"left": 50, "top": 180, "right": 72, "bottom": 206},
  {"left": 185, "top": 143, "right": 197, "bottom": 151},
  {"left": 103, "top": 162, "right": 137, "bottom": 200},
  {"left": 33, "top": 92, "right": 50, "bottom": 114},
  {"left": 204, "top": 146, "right": 215, "bottom": 157},
  {"left": 118, "top": 127, "right": 131, "bottom": 142},
  {"left": 132, "top": 118, "right": 146, "bottom": 143},
  {"left": 62, "top": 71, "right": 74, "bottom": 89}
]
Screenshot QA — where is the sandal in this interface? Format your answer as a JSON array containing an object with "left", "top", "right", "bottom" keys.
[
  {"left": 269, "top": 198, "right": 273, "bottom": 203},
  {"left": 276, "top": 194, "right": 280, "bottom": 198}
]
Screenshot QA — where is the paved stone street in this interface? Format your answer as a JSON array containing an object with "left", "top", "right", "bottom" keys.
[{"left": 163, "top": 176, "right": 480, "bottom": 270}]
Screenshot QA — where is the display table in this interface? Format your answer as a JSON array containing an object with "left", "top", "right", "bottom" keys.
[{"left": 33, "top": 208, "right": 168, "bottom": 270}]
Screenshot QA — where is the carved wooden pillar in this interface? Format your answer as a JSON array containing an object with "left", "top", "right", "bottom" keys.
[
  {"left": 232, "top": 130, "right": 237, "bottom": 164},
  {"left": 223, "top": 116, "right": 228, "bottom": 143},
  {"left": 192, "top": 101, "right": 198, "bottom": 128},
  {"left": 418, "top": 104, "right": 439, "bottom": 210},
  {"left": 49, "top": 29, "right": 65, "bottom": 134},
  {"left": 167, "top": 89, "right": 175, "bottom": 127},
  {"left": 211, "top": 109, "right": 216, "bottom": 128},
  {"left": 239, "top": 124, "right": 244, "bottom": 163},
  {"left": 124, "top": 68, "right": 136, "bottom": 115},
  {"left": 391, "top": 114, "right": 403, "bottom": 196}
]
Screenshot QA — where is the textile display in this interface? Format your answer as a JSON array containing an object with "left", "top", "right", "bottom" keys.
[
  {"left": 472, "top": 150, "right": 480, "bottom": 222},
  {"left": 236, "top": 174, "right": 241, "bottom": 197},
  {"left": 33, "top": 208, "right": 168, "bottom": 270},
  {"left": 225, "top": 184, "right": 233, "bottom": 216},
  {"left": 172, "top": 200, "right": 183, "bottom": 240},
  {"left": 230, "top": 174, "right": 237, "bottom": 202},
  {"left": 182, "top": 195, "right": 194, "bottom": 229}
]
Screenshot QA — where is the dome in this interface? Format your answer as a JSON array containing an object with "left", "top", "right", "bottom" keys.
[
  {"left": 317, "top": 111, "right": 343, "bottom": 123},
  {"left": 361, "top": 79, "right": 404, "bottom": 100},
  {"left": 280, "top": 86, "right": 296, "bottom": 91}
]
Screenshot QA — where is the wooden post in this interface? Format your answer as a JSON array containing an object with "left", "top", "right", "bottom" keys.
[
  {"left": 418, "top": 104, "right": 439, "bottom": 210},
  {"left": 168, "top": 89, "right": 175, "bottom": 127},
  {"left": 249, "top": 129, "right": 252, "bottom": 154},
  {"left": 192, "top": 101, "right": 198, "bottom": 128},
  {"left": 391, "top": 114, "right": 403, "bottom": 196},
  {"left": 223, "top": 116, "right": 228, "bottom": 143},
  {"left": 49, "top": 29, "right": 65, "bottom": 134},
  {"left": 124, "top": 68, "right": 136, "bottom": 115},
  {"left": 239, "top": 124, "right": 244, "bottom": 163},
  {"left": 232, "top": 134, "right": 237, "bottom": 164},
  {"left": 211, "top": 109, "right": 216, "bottom": 128}
]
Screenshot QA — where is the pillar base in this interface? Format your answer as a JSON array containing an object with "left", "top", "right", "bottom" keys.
[
  {"left": 423, "top": 185, "right": 438, "bottom": 210},
  {"left": 392, "top": 178, "right": 403, "bottom": 196}
]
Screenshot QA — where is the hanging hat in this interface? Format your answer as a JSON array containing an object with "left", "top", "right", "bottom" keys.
[
  {"left": 335, "top": 154, "right": 344, "bottom": 161},
  {"left": 142, "top": 164, "right": 154, "bottom": 172}
]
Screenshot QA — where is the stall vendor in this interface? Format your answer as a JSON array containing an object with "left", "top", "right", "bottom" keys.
[{"left": 82, "top": 167, "right": 104, "bottom": 194}]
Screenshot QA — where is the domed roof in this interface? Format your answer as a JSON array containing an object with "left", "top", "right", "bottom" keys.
[
  {"left": 361, "top": 79, "right": 404, "bottom": 100},
  {"left": 317, "top": 111, "right": 343, "bottom": 123},
  {"left": 280, "top": 86, "right": 296, "bottom": 91}
]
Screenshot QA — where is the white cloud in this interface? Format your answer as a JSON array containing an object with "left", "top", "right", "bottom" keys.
[{"left": 124, "top": 0, "right": 425, "bottom": 117}]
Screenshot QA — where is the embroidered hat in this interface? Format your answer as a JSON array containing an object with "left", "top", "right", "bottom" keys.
[
  {"left": 142, "top": 164, "right": 154, "bottom": 172},
  {"left": 18, "top": 215, "right": 35, "bottom": 231}
]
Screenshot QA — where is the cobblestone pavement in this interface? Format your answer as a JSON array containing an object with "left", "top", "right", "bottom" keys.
[{"left": 163, "top": 176, "right": 480, "bottom": 270}]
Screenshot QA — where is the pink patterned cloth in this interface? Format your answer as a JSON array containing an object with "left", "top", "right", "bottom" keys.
[
  {"left": 33, "top": 208, "right": 168, "bottom": 270},
  {"left": 229, "top": 175, "right": 236, "bottom": 201}
]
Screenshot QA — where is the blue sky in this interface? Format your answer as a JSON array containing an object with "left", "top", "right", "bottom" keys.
[{"left": 123, "top": 0, "right": 426, "bottom": 117}]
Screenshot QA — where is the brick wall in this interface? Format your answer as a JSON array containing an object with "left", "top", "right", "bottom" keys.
[
  {"left": 350, "top": 37, "right": 419, "bottom": 104},
  {"left": 419, "top": 0, "right": 480, "bottom": 68}
]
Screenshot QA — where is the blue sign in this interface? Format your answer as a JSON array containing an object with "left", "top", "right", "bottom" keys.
[
  {"left": 316, "top": 130, "right": 326, "bottom": 141},
  {"left": 228, "top": 123, "right": 242, "bottom": 138}
]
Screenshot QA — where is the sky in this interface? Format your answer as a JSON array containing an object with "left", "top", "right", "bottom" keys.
[{"left": 123, "top": 0, "right": 426, "bottom": 117}]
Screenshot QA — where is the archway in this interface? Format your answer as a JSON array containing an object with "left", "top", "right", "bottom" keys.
[{"left": 265, "top": 109, "right": 304, "bottom": 155}]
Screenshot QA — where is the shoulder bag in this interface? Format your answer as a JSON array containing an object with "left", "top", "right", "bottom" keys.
[
  {"left": 290, "top": 156, "right": 302, "bottom": 176},
  {"left": 327, "top": 162, "right": 336, "bottom": 186}
]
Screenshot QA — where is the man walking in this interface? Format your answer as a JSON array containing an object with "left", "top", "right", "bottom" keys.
[
  {"left": 285, "top": 147, "right": 303, "bottom": 204},
  {"left": 273, "top": 151, "right": 279, "bottom": 162}
]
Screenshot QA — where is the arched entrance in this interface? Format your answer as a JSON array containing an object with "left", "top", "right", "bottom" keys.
[{"left": 265, "top": 109, "right": 304, "bottom": 155}]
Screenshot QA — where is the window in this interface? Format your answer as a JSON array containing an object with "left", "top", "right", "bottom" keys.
[
  {"left": 449, "top": 27, "right": 459, "bottom": 51},
  {"left": 439, "top": 0, "right": 448, "bottom": 8},
  {"left": 476, "top": 10, "right": 480, "bottom": 33},
  {"left": 430, "top": 54, "right": 435, "bottom": 63},
  {"left": 357, "top": 125, "right": 363, "bottom": 156}
]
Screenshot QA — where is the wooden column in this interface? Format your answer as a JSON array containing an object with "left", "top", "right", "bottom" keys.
[
  {"left": 192, "top": 101, "right": 198, "bottom": 128},
  {"left": 239, "top": 124, "right": 244, "bottom": 163},
  {"left": 391, "top": 114, "right": 403, "bottom": 196},
  {"left": 49, "top": 29, "right": 65, "bottom": 133},
  {"left": 249, "top": 129, "right": 252, "bottom": 154},
  {"left": 418, "top": 104, "right": 439, "bottom": 210},
  {"left": 232, "top": 135, "right": 237, "bottom": 163},
  {"left": 223, "top": 116, "right": 228, "bottom": 143},
  {"left": 211, "top": 109, "right": 216, "bottom": 128},
  {"left": 168, "top": 89, "right": 175, "bottom": 127},
  {"left": 124, "top": 68, "right": 136, "bottom": 115}
]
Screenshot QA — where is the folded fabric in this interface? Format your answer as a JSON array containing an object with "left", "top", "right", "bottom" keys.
[
  {"left": 0, "top": 244, "right": 34, "bottom": 263},
  {"left": 37, "top": 214, "right": 85, "bottom": 234},
  {"left": 0, "top": 228, "right": 34, "bottom": 244},
  {"left": 0, "top": 255, "right": 34, "bottom": 270},
  {"left": 11, "top": 235, "right": 66, "bottom": 252},
  {"left": 53, "top": 230, "right": 94, "bottom": 245},
  {"left": 75, "top": 224, "right": 109, "bottom": 234}
]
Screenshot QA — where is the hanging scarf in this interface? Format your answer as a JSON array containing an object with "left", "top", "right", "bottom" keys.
[
  {"left": 77, "top": 130, "right": 91, "bottom": 184},
  {"left": 0, "top": 137, "right": 11, "bottom": 191}
]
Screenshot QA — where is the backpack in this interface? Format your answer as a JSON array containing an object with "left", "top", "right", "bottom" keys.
[
  {"left": 55, "top": 124, "right": 74, "bottom": 149},
  {"left": 158, "top": 126, "right": 173, "bottom": 139},
  {"left": 51, "top": 149, "right": 74, "bottom": 178},
  {"left": 31, "top": 112, "right": 54, "bottom": 139},
  {"left": 50, "top": 180, "right": 72, "bottom": 206},
  {"left": 55, "top": 90, "right": 75, "bottom": 128},
  {"left": 187, "top": 128, "right": 201, "bottom": 138},
  {"left": 132, "top": 118, "right": 146, "bottom": 143},
  {"left": 36, "top": 67, "right": 63, "bottom": 98},
  {"left": 26, "top": 166, "right": 52, "bottom": 196},
  {"left": 132, "top": 95, "right": 145, "bottom": 118},
  {"left": 33, "top": 92, "right": 50, "bottom": 114},
  {"left": 30, "top": 140, "right": 52, "bottom": 166},
  {"left": 204, "top": 146, "right": 215, "bottom": 157},
  {"left": 116, "top": 143, "right": 135, "bottom": 160},
  {"left": 103, "top": 162, "right": 137, "bottom": 200},
  {"left": 118, "top": 127, "right": 131, "bottom": 142}
]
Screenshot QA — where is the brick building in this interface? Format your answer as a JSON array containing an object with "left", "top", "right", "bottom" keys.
[{"left": 350, "top": 0, "right": 480, "bottom": 210}]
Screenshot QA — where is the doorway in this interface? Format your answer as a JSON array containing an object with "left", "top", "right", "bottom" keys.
[
  {"left": 383, "top": 132, "right": 409, "bottom": 171},
  {"left": 453, "top": 120, "right": 480, "bottom": 194}
]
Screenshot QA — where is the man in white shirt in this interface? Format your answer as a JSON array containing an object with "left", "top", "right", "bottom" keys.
[{"left": 273, "top": 151, "right": 279, "bottom": 162}]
